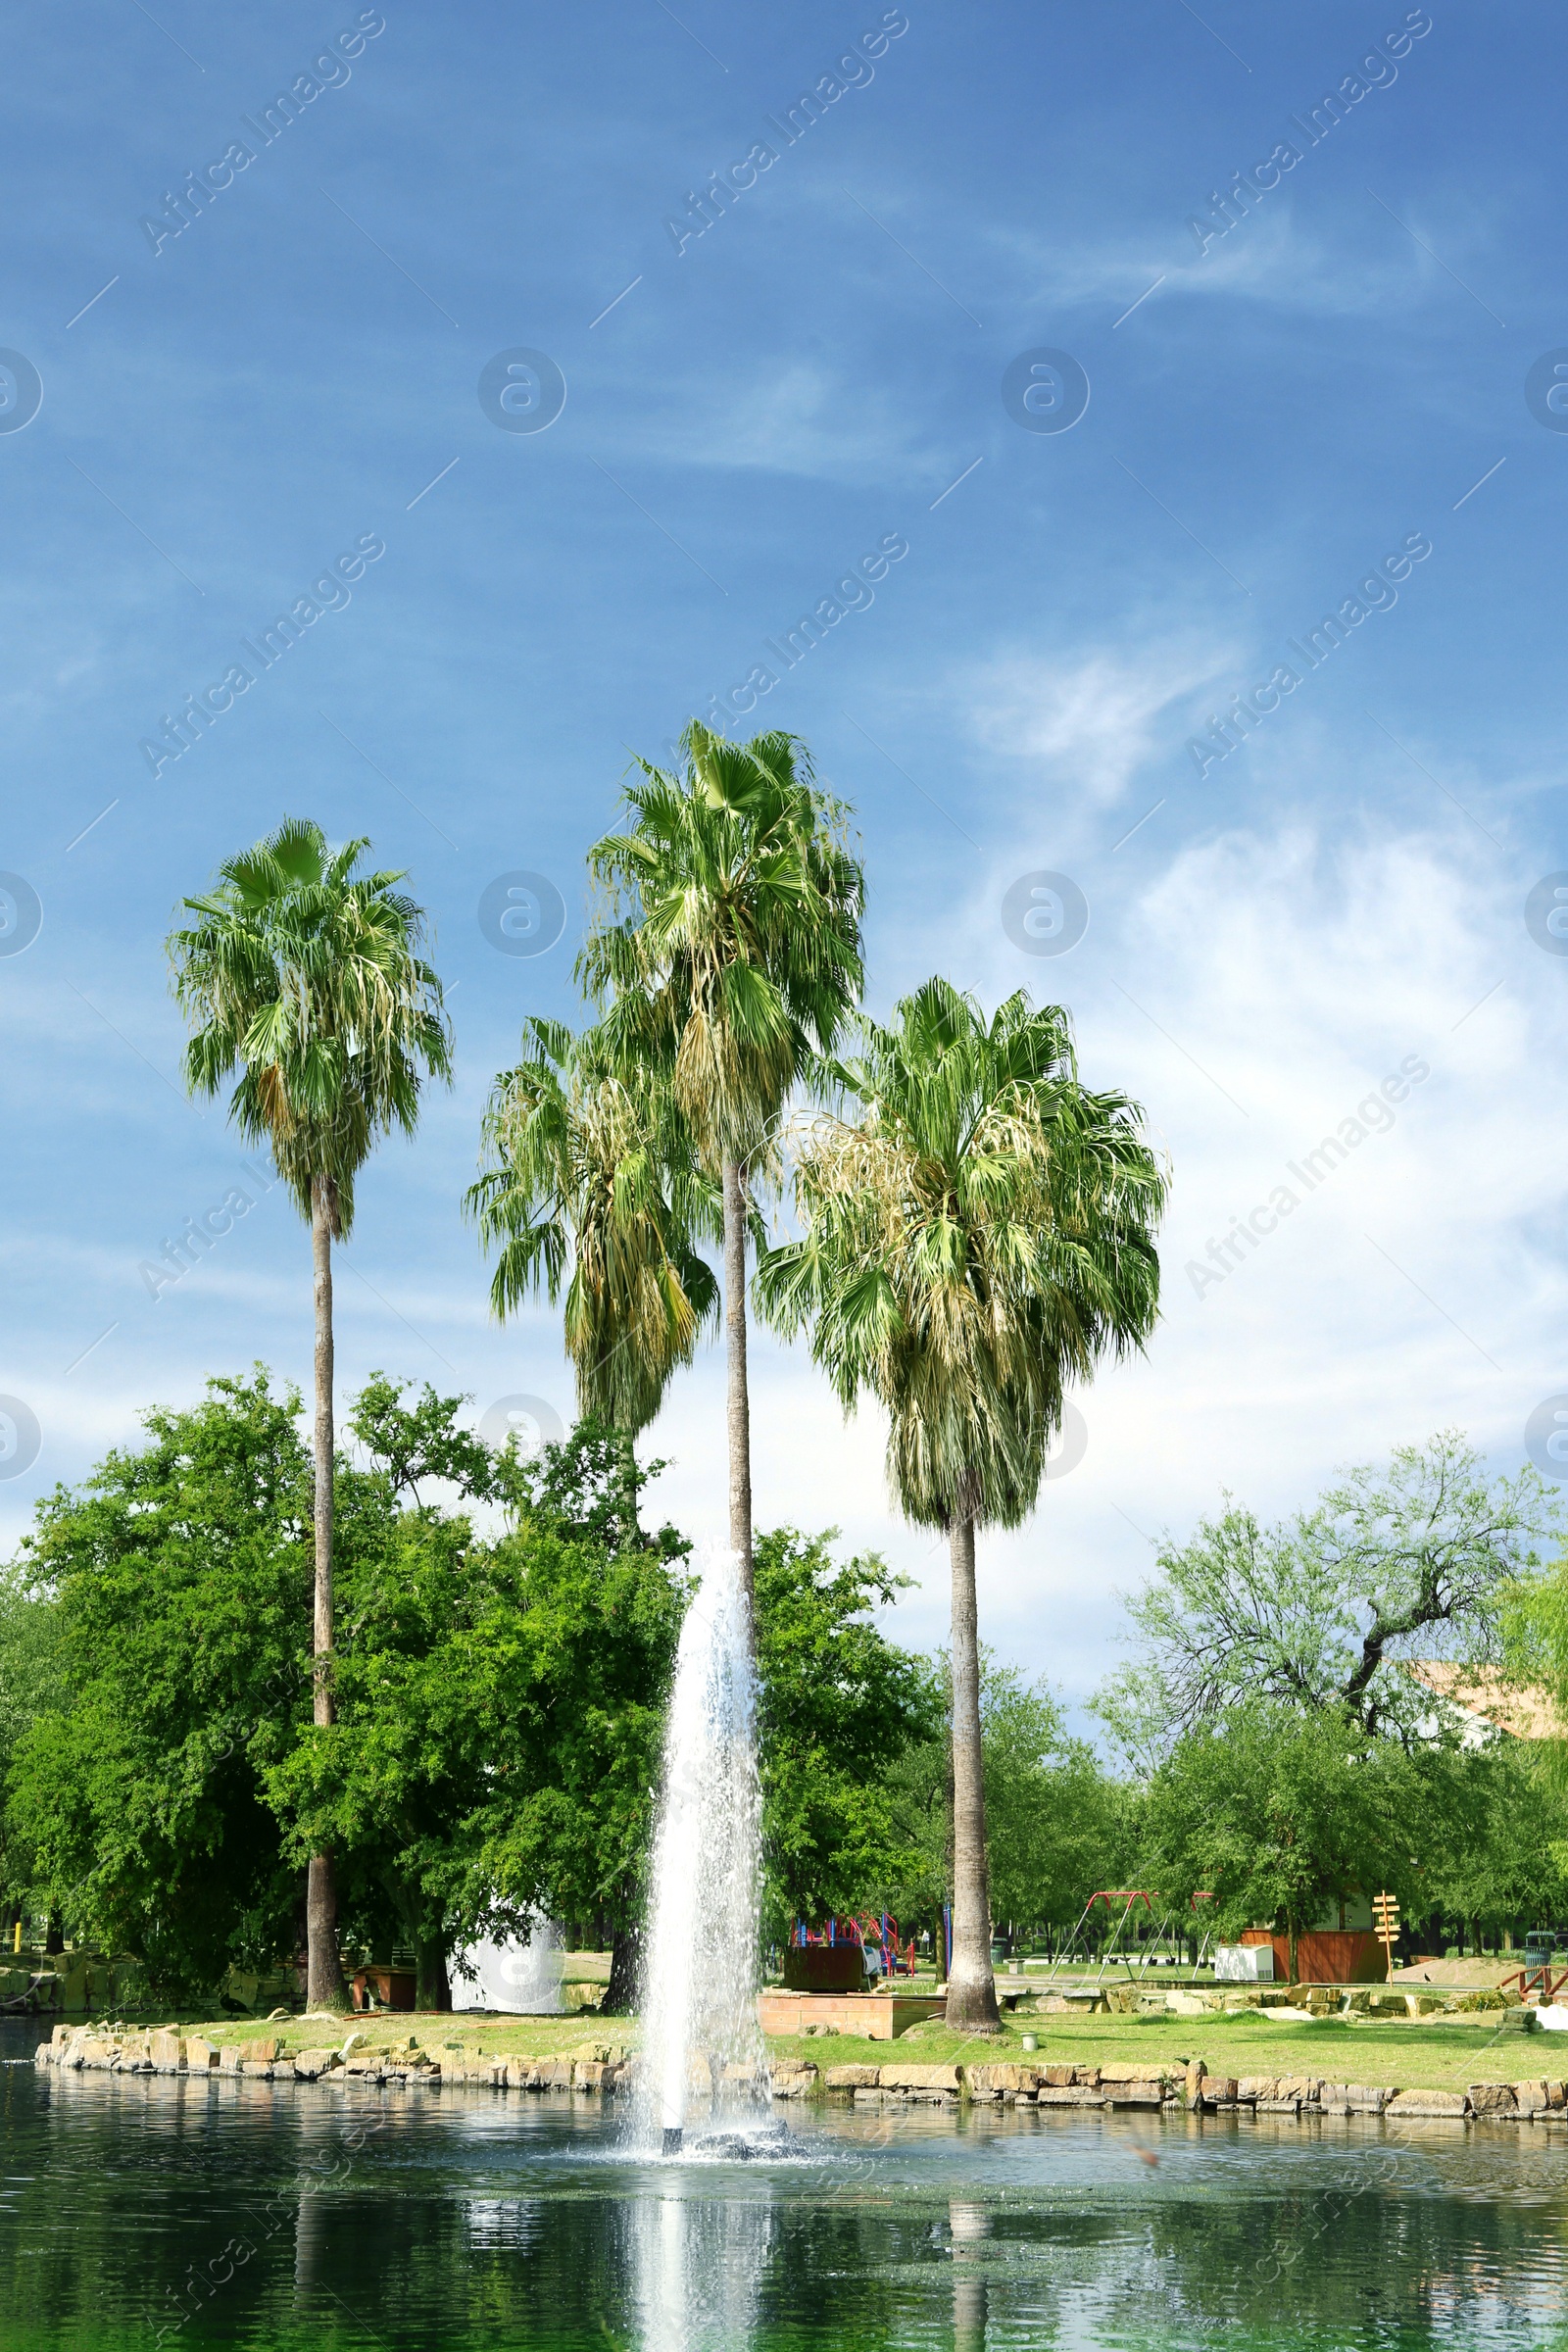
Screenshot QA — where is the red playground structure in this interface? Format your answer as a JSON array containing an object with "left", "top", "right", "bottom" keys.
[{"left": 789, "top": 1914, "right": 918, "bottom": 1978}]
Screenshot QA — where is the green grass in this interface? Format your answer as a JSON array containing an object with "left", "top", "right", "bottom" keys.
[
  {"left": 764, "top": 2008, "right": 1546, "bottom": 2091},
  {"left": 132, "top": 2001, "right": 1555, "bottom": 2093}
]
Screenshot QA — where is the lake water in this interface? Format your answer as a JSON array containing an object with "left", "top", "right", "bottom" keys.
[{"left": 4, "top": 2020, "right": 1567, "bottom": 2349}]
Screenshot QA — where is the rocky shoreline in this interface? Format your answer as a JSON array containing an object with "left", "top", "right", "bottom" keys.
[{"left": 33, "top": 2025, "right": 1568, "bottom": 2124}]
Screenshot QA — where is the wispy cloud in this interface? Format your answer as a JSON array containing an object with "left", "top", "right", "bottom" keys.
[{"left": 967, "top": 632, "right": 1240, "bottom": 808}]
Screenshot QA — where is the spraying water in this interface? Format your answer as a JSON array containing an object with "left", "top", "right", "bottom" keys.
[{"left": 636, "top": 1543, "right": 772, "bottom": 2155}]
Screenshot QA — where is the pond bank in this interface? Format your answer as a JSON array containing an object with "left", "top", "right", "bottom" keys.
[{"left": 34, "top": 2019, "right": 1568, "bottom": 2126}]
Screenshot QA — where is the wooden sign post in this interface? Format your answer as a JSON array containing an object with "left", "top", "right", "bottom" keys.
[{"left": 1372, "top": 1891, "right": 1400, "bottom": 1983}]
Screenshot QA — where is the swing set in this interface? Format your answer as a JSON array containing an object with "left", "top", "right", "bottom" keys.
[{"left": 1038, "top": 1889, "right": 1215, "bottom": 1986}]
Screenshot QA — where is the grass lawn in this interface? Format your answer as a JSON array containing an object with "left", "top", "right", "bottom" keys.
[{"left": 148, "top": 2003, "right": 1557, "bottom": 2093}]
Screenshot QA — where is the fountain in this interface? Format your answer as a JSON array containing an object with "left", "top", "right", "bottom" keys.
[{"left": 635, "top": 1543, "right": 774, "bottom": 2156}]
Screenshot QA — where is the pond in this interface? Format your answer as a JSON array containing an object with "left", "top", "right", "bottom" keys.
[{"left": 4, "top": 2021, "right": 1567, "bottom": 2350}]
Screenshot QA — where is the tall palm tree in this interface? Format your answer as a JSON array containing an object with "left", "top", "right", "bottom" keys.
[
  {"left": 758, "top": 980, "right": 1167, "bottom": 2030},
  {"left": 578, "top": 723, "right": 863, "bottom": 1618},
  {"left": 466, "top": 1015, "right": 720, "bottom": 1435},
  {"left": 169, "top": 816, "right": 451, "bottom": 2008}
]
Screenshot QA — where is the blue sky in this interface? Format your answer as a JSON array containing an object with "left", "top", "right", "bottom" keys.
[{"left": 3, "top": 1, "right": 1565, "bottom": 1713}]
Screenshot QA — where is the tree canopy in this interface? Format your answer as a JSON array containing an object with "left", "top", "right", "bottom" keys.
[{"left": 1097, "top": 1432, "right": 1559, "bottom": 1765}]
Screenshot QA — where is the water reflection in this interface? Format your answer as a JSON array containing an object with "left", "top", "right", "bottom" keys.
[
  {"left": 8, "top": 2027, "right": 1568, "bottom": 2351},
  {"left": 950, "top": 2198, "right": 989, "bottom": 2352},
  {"left": 630, "top": 2181, "right": 774, "bottom": 2352}
]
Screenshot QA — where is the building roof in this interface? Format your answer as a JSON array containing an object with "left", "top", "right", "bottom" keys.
[{"left": 1403, "top": 1660, "right": 1565, "bottom": 1741}]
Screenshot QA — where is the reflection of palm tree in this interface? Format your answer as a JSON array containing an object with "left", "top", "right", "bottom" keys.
[
  {"left": 759, "top": 982, "right": 1165, "bottom": 2033},
  {"left": 950, "top": 2200, "right": 990, "bottom": 2352}
]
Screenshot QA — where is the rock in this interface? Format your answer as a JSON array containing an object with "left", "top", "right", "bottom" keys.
[
  {"left": 1319, "top": 2082, "right": 1392, "bottom": 2113},
  {"left": 1200, "top": 2077, "right": 1239, "bottom": 2106},
  {"left": 964, "top": 2064, "right": 1040, "bottom": 2098},
  {"left": 1070, "top": 2067, "right": 1102, "bottom": 2089},
  {"left": 1100, "top": 2064, "right": 1167, "bottom": 2084},
  {"left": 878, "top": 2063, "right": 960, "bottom": 2093},
  {"left": 1042, "top": 2065, "right": 1076, "bottom": 2088},
  {"left": 1467, "top": 2082, "right": 1518, "bottom": 2116},
  {"left": 573, "top": 2062, "right": 610, "bottom": 2092},
  {"left": 292, "top": 2049, "right": 339, "bottom": 2081},
  {"left": 1185, "top": 2059, "right": 1206, "bottom": 2112},
  {"left": 1035, "top": 2085, "right": 1104, "bottom": 2105},
  {"left": 1386, "top": 2088, "right": 1466, "bottom": 2117},
  {"left": 242, "top": 2036, "right": 280, "bottom": 2069},
  {"left": 1237, "top": 2078, "right": 1274, "bottom": 2104},
  {"left": 1513, "top": 2079, "right": 1549, "bottom": 2118},
  {"left": 149, "top": 2030, "right": 183, "bottom": 2074},
  {"left": 185, "top": 2037, "right": 217, "bottom": 2073},
  {"left": 825, "top": 2065, "right": 881, "bottom": 2090},
  {"left": 770, "top": 2067, "right": 818, "bottom": 2100}
]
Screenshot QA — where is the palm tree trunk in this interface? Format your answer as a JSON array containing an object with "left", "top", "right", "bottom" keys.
[
  {"left": 947, "top": 1509, "right": 999, "bottom": 2032},
  {"left": 307, "top": 1174, "right": 347, "bottom": 2011},
  {"left": 722, "top": 1156, "right": 754, "bottom": 1617}
]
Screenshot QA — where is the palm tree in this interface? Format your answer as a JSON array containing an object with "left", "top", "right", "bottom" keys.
[
  {"left": 168, "top": 816, "right": 451, "bottom": 2008},
  {"left": 578, "top": 723, "right": 863, "bottom": 1617},
  {"left": 466, "top": 1015, "right": 720, "bottom": 1435},
  {"left": 757, "top": 980, "right": 1167, "bottom": 2030}
]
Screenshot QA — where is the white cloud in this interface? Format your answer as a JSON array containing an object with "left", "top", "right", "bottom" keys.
[
  {"left": 851, "top": 808, "right": 1568, "bottom": 1716},
  {"left": 966, "top": 632, "right": 1238, "bottom": 811}
]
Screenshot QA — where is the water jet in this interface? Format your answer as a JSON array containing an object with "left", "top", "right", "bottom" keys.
[{"left": 636, "top": 1543, "right": 772, "bottom": 2155}]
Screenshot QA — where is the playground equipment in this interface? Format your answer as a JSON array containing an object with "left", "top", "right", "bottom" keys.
[
  {"left": 788, "top": 1915, "right": 917, "bottom": 1978},
  {"left": 1039, "top": 1890, "right": 1215, "bottom": 1987}
]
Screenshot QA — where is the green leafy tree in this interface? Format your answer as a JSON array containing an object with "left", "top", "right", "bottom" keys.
[
  {"left": 579, "top": 723, "right": 864, "bottom": 1618},
  {"left": 467, "top": 1016, "right": 719, "bottom": 1436},
  {"left": 460, "top": 1420, "right": 691, "bottom": 2013},
  {"left": 6, "top": 1374, "right": 318, "bottom": 2000},
  {"left": 1098, "top": 1433, "right": 1560, "bottom": 1766},
  {"left": 753, "top": 1528, "right": 943, "bottom": 1941},
  {"left": 978, "top": 1667, "right": 1130, "bottom": 1941},
  {"left": 0, "top": 1564, "right": 65, "bottom": 1932},
  {"left": 169, "top": 817, "right": 452, "bottom": 2006},
  {"left": 759, "top": 979, "right": 1166, "bottom": 2028},
  {"left": 1138, "top": 1697, "right": 1469, "bottom": 1981},
  {"left": 267, "top": 1396, "right": 697, "bottom": 2012},
  {"left": 876, "top": 1655, "right": 1133, "bottom": 1959}
]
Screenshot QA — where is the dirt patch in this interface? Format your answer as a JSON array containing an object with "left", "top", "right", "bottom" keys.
[{"left": 1391, "top": 1958, "right": 1525, "bottom": 1988}]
